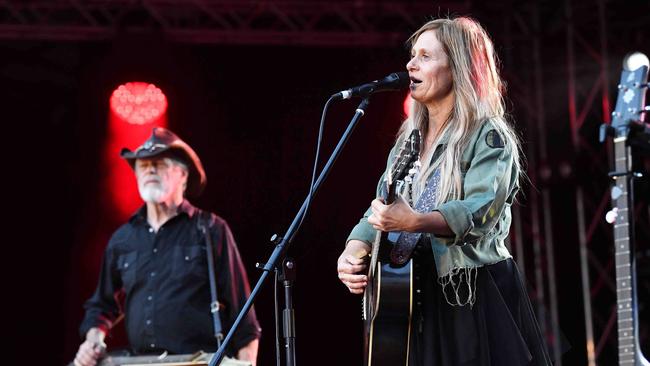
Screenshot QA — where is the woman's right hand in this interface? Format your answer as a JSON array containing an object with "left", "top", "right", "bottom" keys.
[{"left": 337, "top": 240, "right": 371, "bottom": 294}]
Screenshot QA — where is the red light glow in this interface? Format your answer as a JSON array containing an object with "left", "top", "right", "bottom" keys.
[
  {"left": 110, "top": 82, "right": 167, "bottom": 125},
  {"left": 106, "top": 81, "right": 168, "bottom": 219}
]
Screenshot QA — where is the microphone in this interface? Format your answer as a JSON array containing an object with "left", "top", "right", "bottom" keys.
[{"left": 333, "top": 72, "right": 410, "bottom": 100}]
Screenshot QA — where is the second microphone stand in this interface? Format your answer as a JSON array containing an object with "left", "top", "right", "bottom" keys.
[
  {"left": 209, "top": 98, "right": 371, "bottom": 366},
  {"left": 279, "top": 258, "right": 296, "bottom": 366}
]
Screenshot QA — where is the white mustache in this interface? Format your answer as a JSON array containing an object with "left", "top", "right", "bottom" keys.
[{"left": 142, "top": 175, "right": 162, "bottom": 184}]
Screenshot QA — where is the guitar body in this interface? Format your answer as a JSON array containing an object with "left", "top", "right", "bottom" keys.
[
  {"left": 362, "top": 129, "right": 420, "bottom": 366},
  {"left": 363, "top": 252, "right": 413, "bottom": 366}
]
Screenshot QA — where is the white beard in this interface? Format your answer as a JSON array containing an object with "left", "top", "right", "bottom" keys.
[{"left": 139, "top": 183, "right": 166, "bottom": 203}]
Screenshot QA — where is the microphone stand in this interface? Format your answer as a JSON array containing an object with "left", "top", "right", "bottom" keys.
[
  {"left": 209, "top": 98, "right": 371, "bottom": 366},
  {"left": 280, "top": 258, "right": 296, "bottom": 366}
]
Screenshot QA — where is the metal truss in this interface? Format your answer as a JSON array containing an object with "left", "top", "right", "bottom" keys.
[
  {"left": 495, "top": 1, "right": 563, "bottom": 363},
  {"left": 566, "top": 1, "right": 610, "bottom": 363},
  {"left": 0, "top": 0, "right": 469, "bottom": 46},
  {"left": 566, "top": 0, "right": 649, "bottom": 365},
  {"left": 495, "top": 0, "right": 649, "bottom": 364},
  {"left": 564, "top": 1, "right": 612, "bottom": 364}
]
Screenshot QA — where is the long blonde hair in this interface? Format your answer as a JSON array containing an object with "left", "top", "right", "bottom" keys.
[{"left": 399, "top": 17, "right": 522, "bottom": 204}]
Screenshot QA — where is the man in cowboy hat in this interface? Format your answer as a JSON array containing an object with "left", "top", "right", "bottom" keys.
[{"left": 74, "top": 128, "right": 260, "bottom": 366}]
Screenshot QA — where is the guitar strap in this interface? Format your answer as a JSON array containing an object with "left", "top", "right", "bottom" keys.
[
  {"left": 390, "top": 169, "right": 441, "bottom": 264},
  {"left": 197, "top": 211, "right": 224, "bottom": 346}
]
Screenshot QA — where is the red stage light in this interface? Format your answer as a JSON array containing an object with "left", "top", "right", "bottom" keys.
[
  {"left": 110, "top": 82, "right": 167, "bottom": 125},
  {"left": 106, "top": 81, "right": 168, "bottom": 220}
]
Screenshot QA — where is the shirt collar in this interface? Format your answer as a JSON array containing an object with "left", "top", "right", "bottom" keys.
[
  {"left": 129, "top": 199, "right": 198, "bottom": 224},
  {"left": 430, "top": 130, "right": 450, "bottom": 163},
  {"left": 435, "top": 125, "right": 452, "bottom": 147}
]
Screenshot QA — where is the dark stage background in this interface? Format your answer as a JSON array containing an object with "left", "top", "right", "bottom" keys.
[{"left": 2, "top": 1, "right": 650, "bottom": 365}]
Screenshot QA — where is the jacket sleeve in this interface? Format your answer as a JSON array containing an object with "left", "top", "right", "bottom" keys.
[
  {"left": 345, "top": 174, "right": 384, "bottom": 245},
  {"left": 434, "top": 126, "right": 517, "bottom": 246},
  {"left": 79, "top": 238, "right": 123, "bottom": 339},
  {"left": 346, "top": 209, "right": 375, "bottom": 245},
  {"left": 346, "top": 134, "right": 409, "bottom": 245},
  {"left": 212, "top": 216, "right": 262, "bottom": 355}
]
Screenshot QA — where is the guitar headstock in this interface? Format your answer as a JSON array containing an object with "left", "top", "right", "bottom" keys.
[
  {"left": 602, "top": 52, "right": 649, "bottom": 142},
  {"left": 387, "top": 129, "right": 421, "bottom": 186}
]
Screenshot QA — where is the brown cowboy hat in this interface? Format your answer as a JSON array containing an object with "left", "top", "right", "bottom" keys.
[{"left": 120, "top": 127, "right": 207, "bottom": 197}]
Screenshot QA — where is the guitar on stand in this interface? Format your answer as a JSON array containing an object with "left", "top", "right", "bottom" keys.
[
  {"left": 363, "top": 129, "right": 421, "bottom": 366},
  {"left": 601, "top": 51, "right": 650, "bottom": 366}
]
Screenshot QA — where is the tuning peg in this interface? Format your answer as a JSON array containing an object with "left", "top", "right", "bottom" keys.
[
  {"left": 599, "top": 124, "right": 615, "bottom": 142},
  {"left": 605, "top": 207, "right": 619, "bottom": 224}
]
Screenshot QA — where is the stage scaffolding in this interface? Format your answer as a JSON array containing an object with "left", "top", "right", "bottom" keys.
[
  {"left": 0, "top": 0, "right": 467, "bottom": 46},
  {"left": 1, "top": 1, "right": 648, "bottom": 364},
  {"left": 498, "top": 0, "right": 649, "bottom": 364},
  {"left": 564, "top": 0, "right": 649, "bottom": 364}
]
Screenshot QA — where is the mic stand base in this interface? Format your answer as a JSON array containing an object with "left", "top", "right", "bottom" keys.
[{"left": 280, "top": 258, "right": 296, "bottom": 366}]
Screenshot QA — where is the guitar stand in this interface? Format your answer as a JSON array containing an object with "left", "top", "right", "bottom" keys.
[{"left": 208, "top": 98, "right": 371, "bottom": 366}]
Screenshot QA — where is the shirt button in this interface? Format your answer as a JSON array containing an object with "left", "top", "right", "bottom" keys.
[
  {"left": 150, "top": 272, "right": 156, "bottom": 277},
  {"left": 148, "top": 227, "right": 154, "bottom": 233},
  {"left": 153, "top": 248, "right": 158, "bottom": 253},
  {"left": 147, "top": 295, "right": 153, "bottom": 301},
  {"left": 124, "top": 262, "right": 129, "bottom": 268},
  {"left": 146, "top": 319, "right": 152, "bottom": 325},
  {"left": 150, "top": 343, "right": 156, "bottom": 348},
  {"left": 185, "top": 256, "right": 190, "bottom": 261}
]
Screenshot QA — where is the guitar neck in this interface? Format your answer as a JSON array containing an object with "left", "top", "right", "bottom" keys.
[
  {"left": 371, "top": 182, "right": 399, "bottom": 261},
  {"left": 612, "top": 138, "right": 648, "bottom": 366}
]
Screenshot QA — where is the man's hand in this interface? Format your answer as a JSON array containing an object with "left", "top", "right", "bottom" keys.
[
  {"left": 236, "top": 338, "right": 259, "bottom": 366},
  {"left": 337, "top": 240, "right": 370, "bottom": 294},
  {"left": 73, "top": 328, "right": 106, "bottom": 366}
]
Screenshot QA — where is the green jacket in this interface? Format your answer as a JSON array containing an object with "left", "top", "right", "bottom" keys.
[{"left": 347, "top": 119, "right": 518, "bottom": 283}]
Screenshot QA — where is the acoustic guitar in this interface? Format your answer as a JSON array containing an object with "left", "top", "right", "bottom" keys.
[{"left": 363, "top": 129, "right": 421, "bottom": 366}]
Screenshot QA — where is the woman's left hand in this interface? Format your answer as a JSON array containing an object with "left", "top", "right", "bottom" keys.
[{"left": 368, "top": 196, "right": 419, "bottom": 232}]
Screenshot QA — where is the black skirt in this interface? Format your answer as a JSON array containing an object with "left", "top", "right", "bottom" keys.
[{"left": 409, "top": 247, "right": 553, "bottom": 366}]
